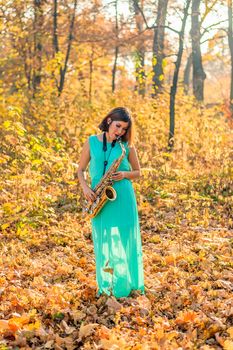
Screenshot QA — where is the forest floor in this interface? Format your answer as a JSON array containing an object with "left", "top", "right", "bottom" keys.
[
  {"left": 0, "top": 200, "right": 232, "bottom": 350},
  {"left": 1, "top": 82, "right": 233, "bottom": 349}
]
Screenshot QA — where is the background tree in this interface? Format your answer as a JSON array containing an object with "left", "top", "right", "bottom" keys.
[
  {"left": 112, "top": 0, "right": 119, "bottom": 93},
  {"left": 132, "top": 0, "right": 146, "bottom": 96},
  {"left": 191, "top": 0, "right": 206, "bottom": 101},
  {"left": 53, "top": 0, "right": 59, "bottom": 56},
  {"left": 152, "top": 0, "right": 169, "bottom": 96},
  {"left": 32, "top": 0, "right": 44, "bottom": 96},
  {"left": 168, "top": 0, "right": 191, "bottom": 150},
  {"left": 53, "top": 0, "right": 78, "bottom": 95},
  {"left": 183, "top": 52, "right": 192, "bottom": 95},
  {"left": 227, "top": 0, "right": 233, "bottom": 115},
  {"left": 183, "top": 0, "right": 223, "bottom": 96}
]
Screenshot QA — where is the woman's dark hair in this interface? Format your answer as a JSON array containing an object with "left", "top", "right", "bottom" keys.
[{"left": 98, "top": 107, "right": 134, "bottom": 144}]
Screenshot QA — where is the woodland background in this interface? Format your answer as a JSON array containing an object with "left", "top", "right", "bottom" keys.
[{"left": 0, "top": 0, "right": 233, "bottom": 349}]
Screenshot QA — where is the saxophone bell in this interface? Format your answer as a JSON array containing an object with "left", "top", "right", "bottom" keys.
[{"left": 105, "top": 186, "right": 117, "bottom": 201}]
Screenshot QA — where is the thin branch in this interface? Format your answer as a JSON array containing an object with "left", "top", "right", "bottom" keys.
[
  {"left": 200, "top": 0, "right": 219, "bottom": 26},
  {"left": 201, "top": 19, "right": 228, "bottom": 37},
  {"left": 164, "top": 25, "right": 180, "bottom": 35},
  {"left": 201, "top": 34, "right": 226, "bottom": 45},
  {"left": 133, "top": 1, "right": 180, "bottom": 35},
  {"left": 171, "top": 6, "right": 185, "bottom": 21},
  {"left": 73, "top": 27, "right": 151, "bottom": 46}
]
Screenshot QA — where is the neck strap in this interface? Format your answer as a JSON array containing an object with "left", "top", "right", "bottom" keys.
[
  {"left": 102, "top": 132, "right": 117, "bottom": 175},
  {"left": 103, "top": 132, "right": 117, "bottom": 151},
  {"left": 103, "top": 132, "right": 107, "bottom": 151}
]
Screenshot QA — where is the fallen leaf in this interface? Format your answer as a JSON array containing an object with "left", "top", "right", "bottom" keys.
[
  {"left": 0, "top": 320, "right": 10, "bottom": 331},
  {"left": 106, "top": 297, "right": 122, "bottom": 312},
  {"left": 224, "top": 340, "right": 233, "bottom": 350},
  {"left": 227, "top": 327, "right": 233, "bottom": 338},
  {"left": 78, "top": 323, "right": 99, "bottom": 339}
]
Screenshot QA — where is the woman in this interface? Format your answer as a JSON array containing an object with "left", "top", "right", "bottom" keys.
[{"left": 77, "top": 107, "right": 144, "bottom": 298}]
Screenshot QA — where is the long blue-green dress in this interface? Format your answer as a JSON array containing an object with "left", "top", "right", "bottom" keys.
[{"left": 89, "top": 135, "right": 145, "bottom": 298}]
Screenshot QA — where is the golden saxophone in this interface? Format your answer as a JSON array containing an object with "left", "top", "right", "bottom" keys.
[{"left": 84, "top": 138, "right": 126, "bottom": 218}]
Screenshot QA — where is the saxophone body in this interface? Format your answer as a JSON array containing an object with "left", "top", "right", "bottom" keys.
[{"left": 85, "top": 139, "right": 126, "bottom": 218}]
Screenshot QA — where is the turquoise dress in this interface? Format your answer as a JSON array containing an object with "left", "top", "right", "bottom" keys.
[{"left": 89, "top": 135, "right": 145, "bottom": 298}]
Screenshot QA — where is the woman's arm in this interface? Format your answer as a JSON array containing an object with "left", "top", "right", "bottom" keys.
[
  {"left": 112, "top": 145, "right": 141, "bottom": 181},
  {"left": 77, "top": 139, "right": 96, "bottom": 202}
]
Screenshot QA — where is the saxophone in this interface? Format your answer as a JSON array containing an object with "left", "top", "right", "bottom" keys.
[{"left": 84, "top": 138, "right": 126, "bottom": 218}]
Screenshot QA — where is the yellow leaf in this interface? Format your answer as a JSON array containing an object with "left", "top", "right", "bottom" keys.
[
  {"left": 159, "top": 74, "right": 164, "bottom": 81},
  {"left": 152, "top": 56, "right": 157, "bottom": 66},
  {"left": 25, "top": 320, "right": 41, "bottom": 331},
  {"left": 3, "top": 120, "right": 11, "bottom": 129},
  {"left": 2, "top": 203, "right": 14, "bottom": 214},
  {"left": 1, "top": 223, "right": 10, "bottom": 230},
  {"left": 228, "top": 327, "right": 233, "bottom": 338},
  {"left": 99, "top": 332, "right": 127, "bottom": 349},
  {"left": 162, "top": 58, "right": 167, "bottom": 68},
  {"left": 224, "top": 340, "right": 233, "bottom": 350}
]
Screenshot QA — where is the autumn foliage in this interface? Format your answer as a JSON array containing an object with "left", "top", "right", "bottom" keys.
[{"left": 0, "top": 84, "right": 232, "bottom": 350}]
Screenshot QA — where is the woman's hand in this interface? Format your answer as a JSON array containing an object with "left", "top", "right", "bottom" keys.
[
  {"left": 112, "top": 171, "right": 126, "bottom": 181},
  {"left": 82, "top": 184, "right": 96, "bottom": 202}
]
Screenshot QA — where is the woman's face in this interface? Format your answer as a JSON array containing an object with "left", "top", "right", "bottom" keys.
[{"left": 107, "top": 119, "right": 129, "bottom": 140}]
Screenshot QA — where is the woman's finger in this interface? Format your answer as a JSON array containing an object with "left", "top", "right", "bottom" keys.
[
  {"left": 90, "top": 192, "right": 96, "bottom": 200},
  {"left": 86, "top": 193, "right": 93, "bottom": 201},
  {"left": 91, "top": 192, "right": 96, "bottom": 199}
]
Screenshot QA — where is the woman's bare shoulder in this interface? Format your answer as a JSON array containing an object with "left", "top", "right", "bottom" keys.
[{"left": 96, "top": 133, "right": 103, "bottom": 141}]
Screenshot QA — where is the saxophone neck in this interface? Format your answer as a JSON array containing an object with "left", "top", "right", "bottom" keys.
[{"left": 118, "top": 138, "right": 126, "bottom": 157}]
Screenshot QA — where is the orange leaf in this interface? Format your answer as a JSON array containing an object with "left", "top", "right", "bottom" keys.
[
  {"left": 175, "top": 310, "right": 199, "bottom": 325},
  {"left": 0, "top": 320, "right": 10, "bottom": 332}
]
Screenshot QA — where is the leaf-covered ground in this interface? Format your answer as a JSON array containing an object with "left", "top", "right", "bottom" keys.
[
  {"left": 0, "top": 91, "right": 232, "bottom": 349},
  {"left": 0, "top": 201, "right": 232, "bottom": 349}
]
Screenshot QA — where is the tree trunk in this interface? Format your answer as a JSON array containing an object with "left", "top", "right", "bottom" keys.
[
  {"left": 112, "top": 46, "right": 119, "bottom": 93},
  {"left": 53, "top": 0, "right": 59, "bottom": 55},
  {"left": 52, "top": 0, "right": 77, "bottom": 95},
  {"left": 132, "top": 0, "right": 146, "bottom": 96},
  {"left": 112, "top": 0, "right": 119, "bottom": 93},
  {"left": 183, "top": 53, "right": 192, "bottom": 94},
  {"left": 23, "top": 38, "right": 32, "bottom": 90},
  {"left": 168, "top": 0, "right": 191, "bottom": 151},
  {"left": 228, "top": 0, "right": 233, "bottom": 115},
  {"left": 58, "top": 0, "right": 77, "bottom": 95},
  {"left": 32, "top": 0, "right": 43, "bottom": 96},
  {"left": 89, "top": 46, "right": 94, "bottom": 102},
  {"left": 191, "top": 0, "right": 206, "bottom": 101},
  {"left": 152, "top": 0, "right": 169, "bottom": 96}
]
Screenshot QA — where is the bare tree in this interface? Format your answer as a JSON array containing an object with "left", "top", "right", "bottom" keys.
[
  {"left": 53, "top": 0, "right": 59, "bottom": 56},
  {"left": 228, "top": 0, "right": 233, "bottom": 115},
  {"left": 112, "top": 0, "right": 119, "bottom": 93},
  {"left": 168, "top": 0, "right": 191, "bottom": 150},
  {"left": 152, "top": 0, "right": 169, "bottom": 96},
  {"left": 183, "top": 0, "right": 223, "bottom": 95},
  {"left": 183, "top": 52, "right": 192, "bottom": 94},
  {"left": 89, "top": 45, "right": 94, "bottom": 102},
  {"left": 33, "top": 0, "right": 44, "bottom": 95},
  {"left": 52, "top": 0, "right": 78, "bottom": 95},
  {"left": 132, "top": 0, "right": 191, "bottom": 149},
  {"left": 191, "top": 0, "right": 206, "bottom": 101},
  {"left": 132, "top": 0, "right": 146, "bottom": 96}
]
